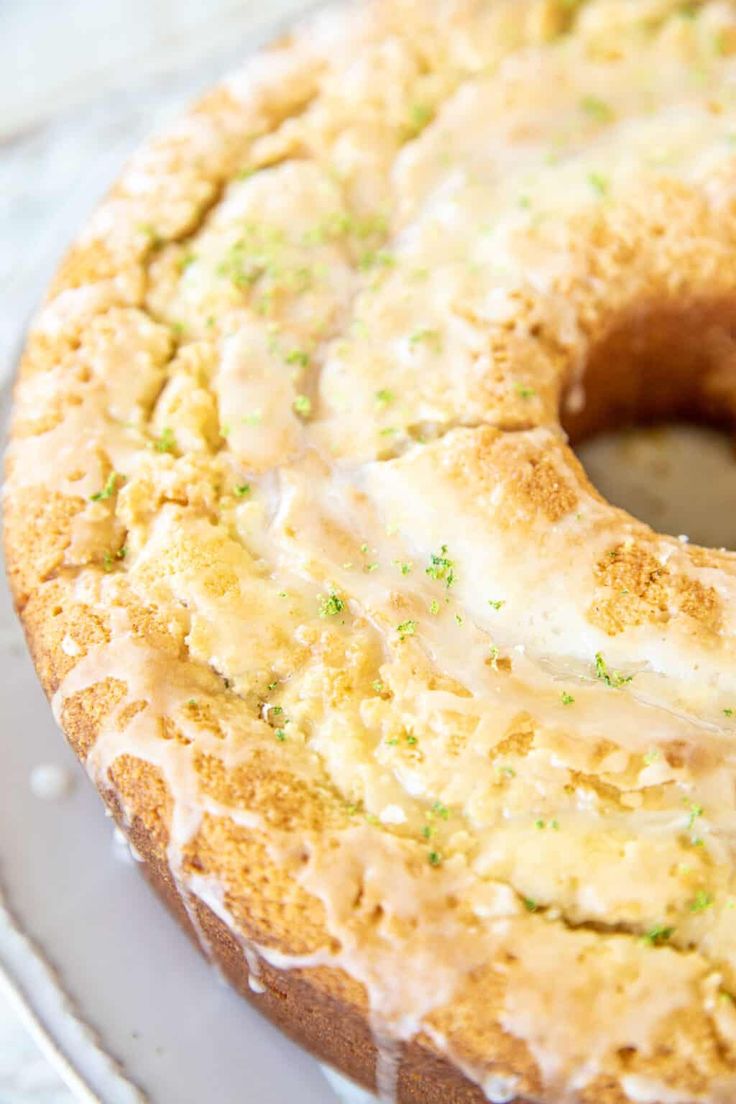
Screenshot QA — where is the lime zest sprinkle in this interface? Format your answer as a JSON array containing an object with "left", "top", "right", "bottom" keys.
[
  {"left": 690, "top": 890, "right": 714, "bottom": 913},
  {"left": 409, "top": 328, "right": 442, "bottom": 353},
  {"left": 319, "top": 592, "right": 345, "bottom": 618},
  {"left": 90, "top": 471, "right": 122, "bottom": 502},
  {"left": 426, "top": 545, "right": 456, "bottom": 588},
  {"left": 293, "top": 394, "right": 312, "bottom": 418},
  {"left": 285, "top": 349, "right": 310, "bottom": 367},
  {"left": 153, "top": 427, "right": 176, "bottom": 453},
  {"left": 643, "top": 924, "right": 675, "bottom": 946},
  {"left": 594, "top": 652, "right": 633, "bottom": 688},
  {"left": 580, "top": 95, "right": 614, "bottom": 123},
  {"left": 588, "top": 171, "right": 610, "bottom": 197}
]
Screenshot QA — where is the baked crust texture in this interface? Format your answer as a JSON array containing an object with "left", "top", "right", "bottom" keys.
[{"left": 7, "top": 2, "right": 736, "bottom": 1101}]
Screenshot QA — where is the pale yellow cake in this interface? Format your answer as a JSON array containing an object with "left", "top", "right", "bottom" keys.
[{"left": 7, "top": 2, "right": 736, "bottom": 1101}]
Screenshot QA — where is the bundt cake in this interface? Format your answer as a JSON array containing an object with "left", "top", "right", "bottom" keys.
[{"left": 7, "top": 1, "right": 736, "bottom": 1100}]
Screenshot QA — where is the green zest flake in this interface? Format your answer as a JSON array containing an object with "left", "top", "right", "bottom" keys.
[
  {"left": 594, "top": 652, "right": 633, "bottom": 689},
  {"left": 405, "top": 102, "right": 435, "bottom": 139},
  {"left": 153, "top": 427, "right": 176, "bottom": 453},
  {"left": 426, "top": 545, "right": 456, "bottom": 588},
  {"left": 690, "top": 890, "right": 714, "bottom": 913},
  {"left": 286, "top": 349, "right": 310, "bottom": 367},
  {"left": 560, "top": 692, "right": 575, "bottom": 706},
  {"left": 405, "top": 733, "right": 418, "bottom": 746},
  {"left": 580, "top": 95, "right": 614, "bottom": 123},
  {"left": 455, "top": 614, "right": 464, "bottom": 626},
  {"left": 429, "top": 599, "right": 440, "bottom": 616},
  {"left": 499, "top": 765, "right": 516, "bottom": 778},
  {"left": 319, "top": 592, "right": 345, "bottom": 618},
  {"left": 409, "top": 328, "right": 442, "bottom": 353},
  {"left": 535, "top": 818, "right": 546, "bottom": 830},
  {"left": 686, "top": 803, "right": 704, "bottom": 832},
  {"left": 393, "top": 560, "right": 413, "bottom": 575},
  {"left": 643, "top": 749, "right": 660, "bottom": 765},
  {"left": 421, "top": 825, "right": 434, "bottom": 839},
  {"left": 178, "top": 250, "right": 198, "bottom": 272},
  {"left": 275, "top": 729, "right": 287, "bottom": 742},
  {"left": 432, "top": 801, "right": 450, "bottom": 820},
  {"left": 293, "top": 394, "right": 312, "bottom": 418},
  {"left": 488, "top": 599, "right": 505, "bottom": 611},
  {"left": 515, "top": 382, "right": 536, "bottom": 399},
  {"left": 523, "top": 898, "right": 538, "bottom": 912},
  {"left": 267, "top": 681, "right": 278, "bottom": 691},
  {"left": 102, "top": 546, "right": 126, "bottom": 573},
  {"left": 234, "top": 483, "right": 251, "bottom": 497},
  {"left": 588, "top": 171, "right": 610, "bottom": 197},
  {"left": 372, "top": 679, "right": 384, "bottom": 693},
  {"left": 397, "top": 619, "right": 418, "bottom": 640},
  {"left": 359, "top": 249, "right": 395, "bottom": 272},
  {"left": 643, "top": 924, "right": 675, "bottom": 946},
  {"left": 375, "top": 388, "right": 396, "bottom": 407},
  {"left": 428, "top": 850, "right": 443, "bottom": 867},
  {"left": 724, "top": 708, "right": 734, "bottom": 718},
  {"left": 138, "top": 222, "right": 162, "bottom": 245},
  {"left": 90, "top": 471, "right": 121, "bottom": 502},
  {"left": 387, "top": 737, "right": 399, "bottom": 747},
  {"left": 550, "top": 819, "right": 560, "bottom": 831}
]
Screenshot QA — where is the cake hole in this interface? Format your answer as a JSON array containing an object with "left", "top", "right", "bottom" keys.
[
  {"left": 576, "top": 424, "right": 736, "bottom": 550},
  {"left": 562, "top": 294, "right": 736, "bottom": 549}
]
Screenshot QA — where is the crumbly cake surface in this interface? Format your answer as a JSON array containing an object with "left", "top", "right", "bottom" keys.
[{"left": 7, "top": 2, "right": 736, "bottom": 1101}]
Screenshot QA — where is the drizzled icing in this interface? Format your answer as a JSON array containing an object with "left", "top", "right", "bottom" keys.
[{"left": 11, "top": 1, "right": 736, "bottom": 1101}]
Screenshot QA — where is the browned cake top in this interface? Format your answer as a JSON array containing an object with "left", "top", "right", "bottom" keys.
[{"left": 7, "top": 2, "right": 736, "bottom": 1101}]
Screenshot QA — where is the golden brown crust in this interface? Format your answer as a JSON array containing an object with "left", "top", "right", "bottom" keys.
[{"left": 9, "top": 3, "right": 736, "bottom": 1102}]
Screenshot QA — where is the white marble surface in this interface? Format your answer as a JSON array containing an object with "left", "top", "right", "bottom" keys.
[
  {"left": 0, "top": 990, "right": 72, "bottom": 1104},
  {"left": 0, "top": 1, "right": 308, "bottom": 1100}
]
